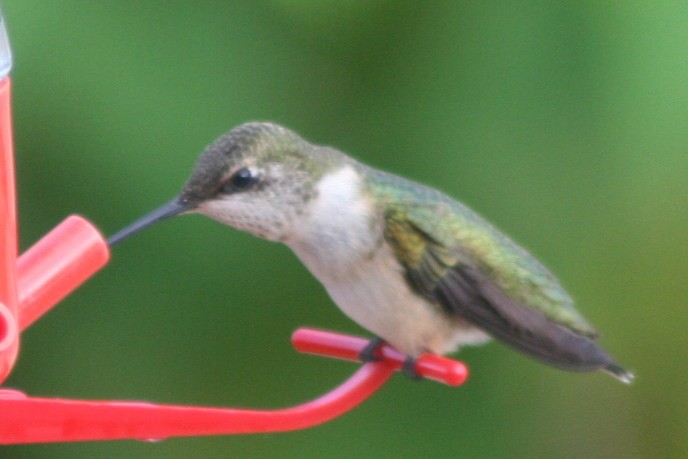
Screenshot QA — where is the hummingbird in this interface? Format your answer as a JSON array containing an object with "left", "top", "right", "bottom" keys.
[{"left": 109, "top": 122, "right": 634, "bottom": 383}]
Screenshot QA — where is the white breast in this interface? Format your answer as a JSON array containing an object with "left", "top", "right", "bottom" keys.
[{"left": 287, "top": 166, "right": 376, "bottom": 274}]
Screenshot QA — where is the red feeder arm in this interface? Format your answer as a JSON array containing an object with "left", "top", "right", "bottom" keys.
[
  {"left": 0, "top": 12, "right": 468, "bottom": 445},
  {"left": 0, "top": 77, "right": 18, "bottom": 381}
]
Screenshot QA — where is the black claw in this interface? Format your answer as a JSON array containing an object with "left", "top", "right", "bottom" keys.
[
  {"left": 359, "top": 336, "right": 385, "bottom": 362},
  {"left": 402, "top": 356, "right": 422, "bottom": 381}
]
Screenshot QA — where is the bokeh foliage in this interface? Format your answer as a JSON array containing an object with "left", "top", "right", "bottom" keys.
[{"left": 3, "top": 1, "right": 687, "bottom": 458}]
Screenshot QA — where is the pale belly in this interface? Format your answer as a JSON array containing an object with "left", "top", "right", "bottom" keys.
[{"left": 298, "top": 241, "right": 490, "bottom": 357}]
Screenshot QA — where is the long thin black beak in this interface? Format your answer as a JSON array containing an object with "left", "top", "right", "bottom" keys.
[{"left": 108, "top": 198, "right": 191, "bottom": 246}]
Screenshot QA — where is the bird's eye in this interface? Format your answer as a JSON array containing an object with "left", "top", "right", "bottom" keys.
[{"left": 221, "top": 167, "right": 257, "bottom": 193}]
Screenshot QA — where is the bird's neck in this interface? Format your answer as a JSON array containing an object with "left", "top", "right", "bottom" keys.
[{"left": 286, "top": 165, "right": 382, "bottom": 281}]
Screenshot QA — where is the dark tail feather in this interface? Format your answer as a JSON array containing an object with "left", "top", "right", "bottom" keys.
[
  {"left": 603, "top": 362, "right": 635, "bottom": 384},
  {"left": 435, "top": 268, "right": 635, "bottom": 383}
]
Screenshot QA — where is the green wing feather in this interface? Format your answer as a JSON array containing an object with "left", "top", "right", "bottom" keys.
[
  {"left": 372, "top": 170, "right": 598, "bottom": 338},
  {"left": 364, "top": 168, "right": 633, "bottom": 373}
]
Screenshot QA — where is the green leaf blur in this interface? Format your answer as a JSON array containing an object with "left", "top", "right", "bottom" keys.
[{"left": 4, "top": 1, "right": 687, "bottom": 458}]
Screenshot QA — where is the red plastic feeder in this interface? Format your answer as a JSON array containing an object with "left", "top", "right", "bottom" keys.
[{"left": 0, "top": 13, "right": 468, "bottom": 445}]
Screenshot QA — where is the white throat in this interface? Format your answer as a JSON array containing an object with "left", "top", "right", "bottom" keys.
[{"left": 286, "top": 165, "right": 379, "bottom": 280}]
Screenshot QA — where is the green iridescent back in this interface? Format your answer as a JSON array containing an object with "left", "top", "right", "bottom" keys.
[{"left": 362, "top": 166, "right": 598, "bottom": 338}]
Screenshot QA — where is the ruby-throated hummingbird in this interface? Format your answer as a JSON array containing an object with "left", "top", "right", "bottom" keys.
[{"left": 109, "top": 122, "right": 633, "bottom": 383}]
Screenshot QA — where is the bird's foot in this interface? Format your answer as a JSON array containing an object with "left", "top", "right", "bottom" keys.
[
  {"left": 359, "top": 336, "right": 385, "bottom": 362},
  {"left": 402, "top": 356, "right": 422, "bottom": 381},
  {"left": 359, "top": 338, "right": 423, "bottom": 381}
]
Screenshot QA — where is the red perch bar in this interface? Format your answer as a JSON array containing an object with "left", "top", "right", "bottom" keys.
[{"left": 0, "top": 328, "right": 467, "bottom": 444}]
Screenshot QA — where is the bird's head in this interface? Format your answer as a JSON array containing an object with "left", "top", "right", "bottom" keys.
[{"left": 108, "top": 122, "right": 345, "bottom": 245}]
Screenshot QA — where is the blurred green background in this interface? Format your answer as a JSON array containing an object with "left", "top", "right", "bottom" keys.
[{"left": 3, "top": 1, "right": 687, "bottom": 458}]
